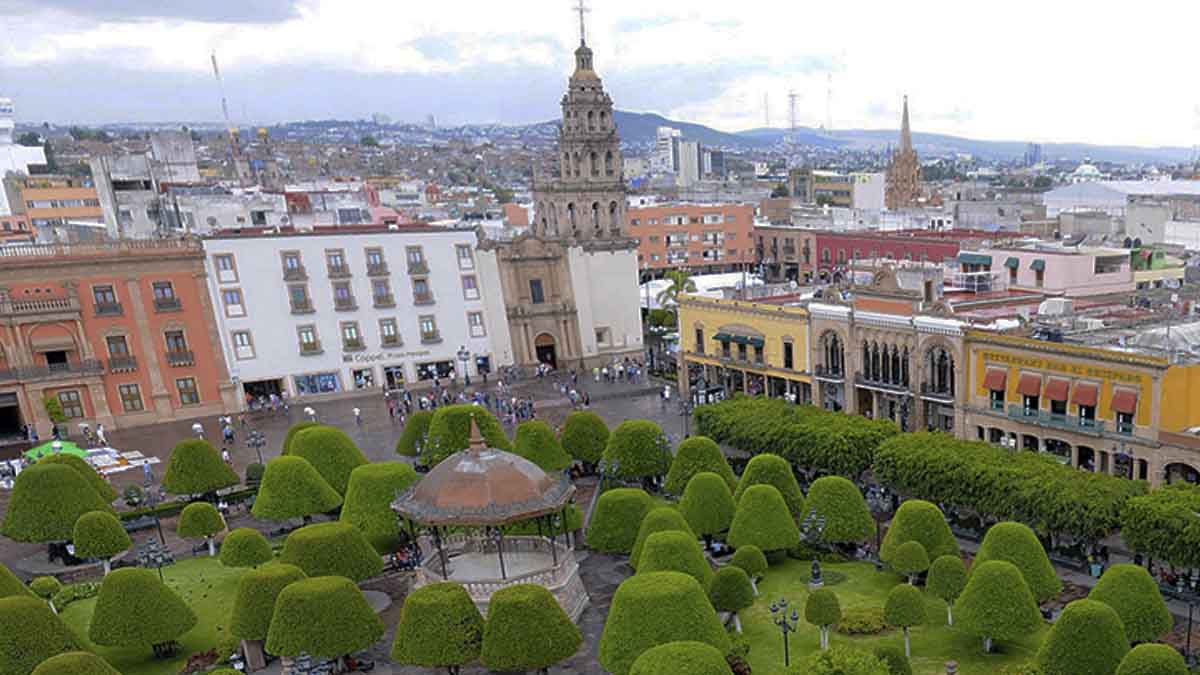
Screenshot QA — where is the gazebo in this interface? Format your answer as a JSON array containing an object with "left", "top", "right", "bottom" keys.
[{"left": 391, "top": 418, "right": 589, "bottom": 620}]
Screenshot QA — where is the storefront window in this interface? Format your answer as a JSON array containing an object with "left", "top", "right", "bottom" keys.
[
  {"left": 416, "top": 360, "right": 454, "bottom": 381},
  {"left": 294, "top": 372, "right": 340, "bottom": 395},
  {"left": 475, "top": 356, "right": 491, "bottom": 374},
  {"left": 384, "top": 366, "right": 406, "bottom": 389},
  {"left": 352, "top": 368, "right": 375, "bottom": 389}
]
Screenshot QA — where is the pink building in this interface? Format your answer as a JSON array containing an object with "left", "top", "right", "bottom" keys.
[{"left": 956, "top": 246, "right": 1133, "bottom": 297}]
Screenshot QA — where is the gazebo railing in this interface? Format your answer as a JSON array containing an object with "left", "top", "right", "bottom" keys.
[{"left": 415, "top": 534, "right": 578, "bottom": 598}]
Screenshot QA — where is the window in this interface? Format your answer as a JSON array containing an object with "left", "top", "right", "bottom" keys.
[
  {"left": 456, "top": 244, "right": 474, "bottom": 270},
  {"left": 333, "top": 282, "right": 355, "bottom": 309},
  {"left": 412, "top": 278, "right": 432, "bottom": 303},
  {"left": 297, "top": 325, "right": 319, "bottom": 352},
  {"left": 152, "top": 281, "right": 175, "bottom": 301},
  {"left": 1078, "top": 404, "right": 1096, "bottom": 424},
  {"left": 821, "top": 248, "right": 831, "bottom": 263},
  {"left": 289, "top": 285, "right": 311, "bottom": 312},
  {"left": 419, "top": 315, "right": 439, "bottom": 342},
  {"left": 462, "top": 275, "right": 480, "bottom": 300},
  {"left": 118, "top": 384, "right": 143, "bottom": 412},
  {"left": 529, "top": 279, "right": 545, "bottom": 304},
  {"left": 1035, "top": 269, "right": 1045, "bottom": 288},
  {"left": 695, "top": 328, "right": 705, "bottom": 355},
  {"left": 1050, "top": 399, "right": 1067, "bottom": 415},
  {"left": 379, "top": 318, "right": 400, "bottom": 345},
  {"left": 366, "top": 248, "right": 384, "bottom": 267},
  {"left": 721, "top": 339, "right": 731, "bottom": 359},
  {"left": 176, "top": 378, "right": 200, "bottom": 406},
  {"left": 282, "top": 252, "right": 305, "bottom": 279},
  {"left": 222, "top": 288, "right": 245, "bottom": 317},
  {"left": 232, "top": 330, "right": 255, "bottom": 359},
  {"left": 341, "top": 322, "right": 363, "bottom": 349},
  {"left": 1009, "top": 266, "right": 1018, "bottom": 285},
  {"left": 295, "top": 372, "right": 340, "bottom": 394},
  {"left": 337, "top": 208, "right": 364, "bottom": 225},
  {"left": 468, "top": 311, "right": 486, "bottom": 338},
  {"left": 1023, "top": 394, "right": 1039, "bottom": 414},
  {"left": 93, "top": 285, "right": 119, "bottom": 314},
  {"left": 106, "top": 335, "right": 129, "bottom": 357},
  {"left": 406, "top": 246, "right": 427, "bottom": 272},
  {"left": 595, "top": 327, "right": 610, "bottom": 346},
  {"left": 165, "top": 330, "right": 188, "bottom": 353},
  {"left": 1116, "top": 411, "right": 1135, "bottom": 434},
  {"left": 213, "top": 254, "right": 238, "bottom": 283},
  {"left": 58, "top": 390, "right": 84, "bottom": 418},
  {"left": 737, "top": 343, "right": 747, "bottom": 361},
  {"left": 989, "top": 389, "right": 1004, "bottom": 410},
  {"left": 250, "top": 210, "right": 268, "bottom": 226},
  {"left": 372, "top": 279, "right": 393, "bottom": 306},
  {"left": 783, "top": 341, "right": 794, "bottom": 369},
  {"left": 753, "top": 345, "right": 764, "bottom": 364},
  {"left": 326, "top": 249, "right": 349, "bottom": 276}
]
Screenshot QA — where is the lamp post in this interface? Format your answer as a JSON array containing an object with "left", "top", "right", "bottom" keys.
[
  {"left": 597, "top": 458, "right": 620, "bottom": 492},
  {"left": 136, "top": 536, "right": 174, "bottom": 583},
  {"left": 769, "top": 598, "right": 800, "bottom": 667},
  {"left": 246, "top": 429, "right": 266, "bottom": 465},
  {"left": 457, "top": 345, "right": 471, "bottom": 387},
  {"left": 800, "top": 508, "right": 828, "bottom": 588},
  {"left": 865, "top": 485, "right": 891, "bottom": 571},
  {"left": 680, "top": 399, "right": 694, "bottom": 439}
]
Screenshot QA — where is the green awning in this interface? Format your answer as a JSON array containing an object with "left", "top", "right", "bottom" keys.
[
  {"left": 958, "top": 253, "right": 993, "bottom": 266},
  {"left": 712, "top": 332, "right": 732, "bottom": 342},
  {"left": 1004, "top": 256, "right": 1019, "bottom": 269},
  {"left": 24, "top": 441, "right": 87, "bottom": 461},
  {"left": 747, "top": 337, "right": 765, "bottom": 348},
  {"left": 1031, "top": 259, "right": 1046, "bottom": 271},
  {"left": 731, "top": 335, "right": 751, "bottom": 345}
]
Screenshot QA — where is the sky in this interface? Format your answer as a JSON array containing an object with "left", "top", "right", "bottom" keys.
[{"left": 2, "top": 0, "right": 1199, "bottom": 148}]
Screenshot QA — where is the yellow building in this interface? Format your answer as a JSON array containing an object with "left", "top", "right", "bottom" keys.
[{"left": 677, "top": 293, "right": 811, "bottom": 404}]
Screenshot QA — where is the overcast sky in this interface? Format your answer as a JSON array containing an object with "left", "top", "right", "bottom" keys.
[{"left": 2, "top": 0, "right": 1199, "bottom": 147}]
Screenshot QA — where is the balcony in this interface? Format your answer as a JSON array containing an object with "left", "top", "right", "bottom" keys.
[
  {"left": 813, "top": 364, "right": 845, "bottom": 381},
  {"left": 108, "top": 355, "right": 137, "bottom": 373},
  {"left": 0, "top": 359, "right": 104, "bottom": 383},
  {"left": 166, "top": 350, "right": 195, "bottom": 367},
  {"left": 290, "top": 299, "right": 314, "bottom": 314},
  {"left": 420, "top": 331, "right": 442, "bottom": 344},
  {"left": 327, "top": 265, "right": 351, "bottom": 279},
  {"left": 0, "top": 296, "right": 80, "bottom": 317},
  {"left": 366, "top": 262, "right": 390, "bottom": 277},
  {"left": 372, "top": 294, "right": 395, "bottom": 308},
  {"left": 919, "top": 382, "right": 955, "bottom": 403},
  {"left": 342, "top": 338, "right": 365, "bottom": 352},
  {"left": 381, "top": 335, "right": 402, "bottom": 348},
  {"left": 299, "top": 340, "right": 322, "bottom": 356},
  {"left": 283, "top": 265, "right": 308, "bottom": 281},
  {"left": 413, "top": 292, "right": 435, "bottom": 306},
  {"left": 855, "top": 373, "right": 912, "bottom": 394},
  {"left": 333, "top": 297, "right": 358, "bottom": 311},
  {"left": 407, "top": 260, "right": 429, "bottom": 275},
  {"left": 1005, "top": 404, "right": 1106, "bottom": 435},
  {"left": 154, "top": 297, "right": 182, "bottom": 313},
  {"left": 94, "top": 302, "right": 123, "bottom": 317}
]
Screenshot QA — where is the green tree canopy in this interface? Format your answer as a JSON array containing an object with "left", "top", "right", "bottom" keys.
[
  {"left": 926, "top": 554, "right": 967, "bottom": 626},
  {"left": 31, "top": 651, "right": 121, "bottom": 675},
  {"left": 602, "top": 420, "right": 671, "bottom": 480},
  {"left": 884, "top": 584, "right": 925, "bottom": 657},
  {"left": 637, "top": 530, "right": 713, "bottom": 589},
  {"left": 805, "top": 476, "right": 874, "bottom": 544},
  {"left": 728, "top": 545, "right": 768, "bottom": 580},
  {"left": 339, "top": 461, "right": 419, "bottom": 553},
  {"left": 1088, "top": 564, "right": 1172, "bottom": 644},
  {"left": 0, "top": 561, "right": 34, "bottom": 599},
  {"left": 727, "top": 484, "right": 801, "bottom": 553},
  {"left": 265, "top": 576, "right": 385, "bottom": 659},
  {"left": 229, "top": 563, "right": 307, "bottom": 640},
  {"left": 278, "top": 521, "right": 383, "bottom": 582},
  {"left": 630, "top": 507, "right": 695, "bottom": 570},
  {"left": 630, "top": 641, "right": 734, "bottom": 675},
  {"left": 1120, "top": 483, "right": 1200, "bottom": 569},
  {"left": 480, "top": 583, "right": 582, "bottom": 672},
  {"left": 162, "top": 439, "right": 239, "bottom": 497},
  {"left": 37, "top": 454, "right": 116, "bottom": 503},
  {"left": 1036, "top": 599, "right": 1128, "bottom": 675},
  {"left": 732, "top": 453, "right": 805, "bottom": 516},
  {"left": 287, "top": 425, "right": 368, "bottom": 495},
  {"left": 0, "top": 596, "right": 78, "bottom": 675},
  {"left": 251, "top": 456, "right": 343, "bottom": 522},
  {"left": 177, "top": 502, "right": 225, "bottom": 539},
  {"left": 585, "top": 488, "right": 654, "bottom": 554},
  {"left": 790, "top": 645, "right": 889, "bottom": 675},
  {"left": 708, "top": 566, "right": 754, "bottom": 613},
  {"left": 282, "top": 420, "right": 320, "bottom": 454},
  {"left": 806, "top": 588, "right": 842, "bottom": 649},
  {"left": 891, "top": 541, "right": 929, "bottom": 583},
  {"left": 391, "top": 582, "right": 484, "bottom": 670},
  {"left": 513, "top": 420, "right": 572, "bottom": 472},
  {"left": 72, "top": 511, "right": 130, "bottom": 572},
  {"left": 219, "top": 528, "right": 274, "bottom": 568},
  {"left": 664, "top": 436, "right": 737, "bottom": 494},
  {"left": 560, "top": 411, "right": 609, "bottom": 465},
  {"left": 29, "top": 576, "right": 61, "bottom": 601},
  {"left": 954, "top": 560, "right": 1042, "bottom": 652},
  {"left": 973, "top": 521, "right": 1062, "bottom": 603},
  {"left": 879, "top": 500, "right": 958, "bottom": 564},
  {"left": 2, "top": 463, "right": 112, "bottom": 542},
  {"left": 395, "top": 410, "right": 434, "bottom": 457},
  {"left": 423, "top": 404, "right": 511, "bottom": 466},
  {"left": 656, "top": 269, "right": 697, "bottom": 310},
  {"left": 679, "top": 472, "right": 736, "bottom": 543},
  {"left": 1116, "top": 644, "right": 1189, "bottom": 675},
  {"left": 89, "top": 568, "right": 197, "bottom": 651}
]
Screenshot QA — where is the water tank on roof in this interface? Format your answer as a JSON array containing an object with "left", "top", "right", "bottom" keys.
[{"left": 1038, "top": 298, "right": 1074, "bottom": 316}]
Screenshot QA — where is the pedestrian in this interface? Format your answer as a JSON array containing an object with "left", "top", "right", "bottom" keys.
[
  {"left": 95, "top": 423, "right": 107, "bottom": 447},
  {"left": 222, "top": 447, "right": 232, "bottom": 466},
  {"left": 142, "top": 460, "right": 153, "bottom": 485},
  {"left": 191, "top": 422, "right": 204, "bottom": 439},
  {"left": 353, "top": 407, "right": 362, "bottom": 426},
  {"left": 223, "top": 422, "right": 235, "bottom": 446}
]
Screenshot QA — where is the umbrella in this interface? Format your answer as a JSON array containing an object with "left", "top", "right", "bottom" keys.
[{"left": 23, "top": 440, "right": 87, "bottom": 461}]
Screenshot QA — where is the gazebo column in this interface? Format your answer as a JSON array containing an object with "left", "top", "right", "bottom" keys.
[
  {"left": 548, "top": 514, "right": 558, "bottom": 567},
  {"left": 495, "top": 528, "right": 508, "bottom": 580},
  {"left": 432, "top": 526, "right": 449, "bottom": 579}
]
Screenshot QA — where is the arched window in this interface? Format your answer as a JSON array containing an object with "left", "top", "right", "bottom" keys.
[
  {"left": 605, "top": 151, "right": 614, "bottom": 175},
  {"left": 573, "top": 153, "right": 581, "bottom": 177},
  {"left": 590, "top": 152, "right": 599, "bottom": 176},
  {"left": 881, "top": 345, "right": 891, "bottom": 383},
  {"left": 901, "top": 347, "right": 910, "bottom": 386},
  {"left": 862, "top": 342, "right": 871, "bottom": 379},
  {"left": 591, "top": 202, "right": 600, "bottom": 230},
  {"left": 562, "top": 153, "right": 570, "bottom": 178},
  {"left": 600, "top": 110, "right": 609, "bottom": 128},
  {"left": 587, "top": 110, "right": 595, "bottom": 130},
  {"left": 609, "top": 201, "right": 619, "bottom": 230},
  {"left": 567, "top": 202, "right": 577, "bottom": 228}
]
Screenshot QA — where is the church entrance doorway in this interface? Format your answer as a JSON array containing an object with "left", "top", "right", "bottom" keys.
[{"left": 534, "top": 333, "right": 558, "bottom": 369}]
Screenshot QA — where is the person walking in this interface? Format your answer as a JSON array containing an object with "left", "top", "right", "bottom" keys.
[{"left": 95, "top": 423, "right": 108, "bottom": 448}]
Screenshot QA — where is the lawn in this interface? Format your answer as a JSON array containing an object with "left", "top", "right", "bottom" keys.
[
  {"left": 740, "top": 558, "right": 1049, "bottom": 675},
  {"left": 60, "top": 557, "right": 246, "bottom": 675}
]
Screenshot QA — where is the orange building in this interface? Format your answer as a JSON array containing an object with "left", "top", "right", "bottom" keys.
[
  {"left": 629, "top": 202, "right": 756, "bottom": 276},
  {"left": 0, "top": 239, "right": 238, "bottom": 442},
  {"left": 0, "top": 213, "right": 33, "bottom": 245},
  {"left": 5, "top": 175, "right": 103, "bottom": 230}
]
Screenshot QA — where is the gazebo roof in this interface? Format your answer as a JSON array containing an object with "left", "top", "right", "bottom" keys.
[{"left": 391, "top": 418, "right": 575, "bottom": 526}]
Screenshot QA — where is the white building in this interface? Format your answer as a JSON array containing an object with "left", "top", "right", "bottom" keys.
[
  {"left": 0, "top": 97, "right": 47, "bottom": 216},
  {"left": 675, "top": 140, "right": 701, "bottom": 188},
  {"left": 1043, "top": 180, "right": 1200, "bottom": 218},
  {"left": 654, "top": 126, "right": 681, "bottom": 173},
  {"left": 202, "top": 226, "right": 497, "bottom": 402}
]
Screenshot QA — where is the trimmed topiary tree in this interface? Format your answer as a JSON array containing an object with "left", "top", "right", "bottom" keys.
[
  {"left": 1037, "top": 598, "right": 1129, "bottom": 675},
  {"left": 1088, "top": 564, "right": 1172, "bottom": 644},
  {"left": 72, "top": 511, "right": 130, "bottom": 575},
  {"left": 806, "top": 588, "right": 842, "bottom": 650},
  {"left": 954, "top": 560, "right": 1042, "bottom": 653},
  {"left": 230, "top": 563, "right": 308, "bottom": 641},
  {"left": 879, "top": 499, "right": 958, "bottom": 564},
  {"left": 872, "top": 646, "right": 913, "bottom": 675},
  {"left": 29, "top": 576, "right": 61, "bottom": 613},
  {"left": 729, "top": 545, "right": 768, "bottom": 594},
  {"left": 177, "top": 502, "right": 226, "bottom": 557},
  {"left": 708, "top": 566, "right": 754, "bottom": 633},
  {"left": 927, "top": 554, "right": 967, "bottom": 626},
  {"left": 973, "top": 521, "right": 1062, "bottom": 603},
  {"left": 891, "top": 541, "right": 929, "bottom": 584},
  {"left": 89, "top": 567, "right": 197, "bottom": 655},
  {"left": 679, "top": 472, "right": 736, "bottom": 550},
  {"left": 727, "top": 484, "right": 801, "bottom": 555},
  {"left": 732, "top": 453, "right": 804, "bottom": 516},
  {"left": 1116, "top": 643, "right": 1189, "bottom": 675},
  {"left": 391, "top": 582, "right": 484, "bottom": 674},
  {"left": 805, "top": 476, "right": 873, "bottom": 544},
  {"left": 396, "top": 410, "right": 434, "bottom": 457},
  {"left": 265, "top": 576, "right": 385, "bottom": 660},
  {"left": 560, "top": 410, "right": 609, "bottom": 467},
  {"left": 599, "top": 571, "right": 731, "bottom": 675},
  {"left": 162, "top": 438, "right": 238, "bottom": 497},
  {"left": 37, "top": 454, "right": 116, "bottom": 503},
  {"left": 664, "top": 436, "right": 737, "bottom": 495},
  {"left": 278, "top": 521, "right": 383, "bottom": 582},
  {"left": 630, "top": 507, "right": 695, "bottom": 570},
  {"left": 31, "top": 651, "right": 121, "bottom": 675},
  {"left": 884, "top": 584, "right": 925, "bottom": 658},
  {"left": 282, "top": 420, "right": 320, "bottom": 454},
  {"left": 219, "top": 528, "right": 273, "bottom": 568},
  {"left": 2, "top": 463, "right": 112, "bottom": 543},
  {"left": 480, "top": 583, "right": 582, "bottom": 673},
  {"left": 0, "top": 596, "right": 78, "bottom": 675},
  {"left": 0, "top": 561, "right": 34, "bottom": 599},
  {"left": 423, "top": 404, "right": 511, "bottom": 467},
  {"left": 287, "top": 425, "right": 368, "bottom": 495},
  {"left": 602, "top": 420, "right": 671, "bottom": 482},
  {"left": 790, "top": 645, "right": 889, "bottom": 675},
  {"left": 251, "top": 455, "right": 342, "bottom": 522},
  {"left": 630, "top": 641, "right": 734, "bottom": 675},
  {"left": 586, "top": 488, "right": 654, "bottom": 554},
  {"left": 339, "top": 461, "right": 419, "bottom": 553},
  {"left": 637, "top": 530, "right": 713, "bottom": 589},
  {"left": 513, "top": 420, "right": 572, "bottom": 473}
]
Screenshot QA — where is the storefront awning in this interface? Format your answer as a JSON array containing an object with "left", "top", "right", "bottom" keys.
[
  {"left": 1111, "top": 388, "right": 1139, "bottom": 415},
  {"left": 747, "top": 337, "right": 765, "bottom": 348},
  {"left": 1017, "top": 373, "right": 1042, "bottom": 397},
  {"left": 1044, "top": 378, "right": 1070, "bottom": 401},
  {"left": 1030, "top": 259, "right": 1046, "bottom": 272},
  {"left": 731, "top": 335, "right": 750, "bottom": 345},
  {"left": 983, "top": 367, "right": 1007, "bottom": 392},
  {"left": 712, "top": 332, "right": 733, "bottom": 342},
  {"left": 1004, "top": 256, "right": 1020, "bottom": 269},
  {"left": 1071, "top": 382, "right": 1099, "bottom": 407},
  {"left": 958, "top": 253, "right": 993, "bottom": 266}
]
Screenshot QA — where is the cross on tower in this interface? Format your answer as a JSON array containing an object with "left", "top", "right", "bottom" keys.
[{"left": 574, "top": 0, "right": 590, "bottom": 45}]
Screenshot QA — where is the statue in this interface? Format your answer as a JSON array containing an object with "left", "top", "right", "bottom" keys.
[{"left": 810, "top": 558, "right": 823, "bottom": 588}]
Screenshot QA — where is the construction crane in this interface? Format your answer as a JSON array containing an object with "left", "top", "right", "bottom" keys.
[{"left": 210, "top": 51, "right": 247, "bottom": 187}]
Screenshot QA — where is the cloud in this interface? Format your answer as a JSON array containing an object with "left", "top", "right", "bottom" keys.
[
  {"left": 613, "top": 14, "right": 683, "bottom": 33},
  {"left": 0, "top": 0, "right": 305, "bottom": 23}
]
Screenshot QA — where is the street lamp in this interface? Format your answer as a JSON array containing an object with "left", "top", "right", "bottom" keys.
[
  {"left": 800, "top": 508, "right": 828, "bottom": 588},
  {"left": 597, "top": 458, "right": 621, "bottom": 491},
  {"left": 136, "top": 537, "right": 174, "bottom": 583},
  {"left": 457, "top": 345, "right": 471, "bottom": 386},
  {"left": 769, "top": 598, "right": 800, "bottom": 667},
  {"left": 679, "top": 399, "right": 694, "bottom": 439},
  {"left": 246, "top": 429, "right": 266, "bottom": 465}
]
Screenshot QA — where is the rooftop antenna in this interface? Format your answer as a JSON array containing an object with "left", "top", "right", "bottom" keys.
[{"left": 210, "top": 51, "right": 247, "bottom": 187}]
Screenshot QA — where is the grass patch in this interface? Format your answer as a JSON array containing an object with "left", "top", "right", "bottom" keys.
[
  {"left": 741, "top": 559, "right": 1048, "bottom": 675},
  {"left": 60, "top": 557, "right": 246, "bottom": 675}
]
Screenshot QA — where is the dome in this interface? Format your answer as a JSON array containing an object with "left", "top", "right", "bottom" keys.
[{"left": 392, "top": 418, "right": 575, "bottom": 526}]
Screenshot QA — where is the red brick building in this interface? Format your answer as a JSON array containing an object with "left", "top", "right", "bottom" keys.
[{"left": 629, "top": 202, "right": 756, "bottom": 277}]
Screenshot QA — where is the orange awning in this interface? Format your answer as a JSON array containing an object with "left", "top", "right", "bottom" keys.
[
  {"left": 1072, "top": 382, "right": 1099, "bottom": 407},
  {"left": 983, "top": 368, "right": 1007, "bottom": 392},
  {"left": 1017, "top": 373, "right": 1042, "bottom": 397},
  {"left": 1044, "top": 378, "right": 1070, "bottom": 401},
  {"left": 1111, "top": 388, "right": 1139, "bottom": 415}
]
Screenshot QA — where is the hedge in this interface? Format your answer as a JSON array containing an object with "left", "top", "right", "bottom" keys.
[
  {"left": 278, "top": 521, "right": 383, "bottom": 582},
  {"left": 599, "top": 571, "right": 731, "bottom": 675},
  {"left": 890, "top": 541, "right": 929, "bottom": 583},
  {"left": 391, "top": 582, "right": 484, "bottom": 669},
  {"left": 637, "top": 530, "right": 713, "bottom": 589},
  {"left": 89, "top": 567, "right": 197, "bottom": 649},
  {"left": 2, "top": 464, "right": 113, "bottom": 542},
  {"left": 219, "top": 528, "right": 274, "bottom": 568},
  {"left": 873, "top": 646, "right": 913, "bottom": 675},
  {"left": 884, "top": 584, "right": 925, "bottom": 657},
  {"left": 117, "top": 487, "right": 256, "bottom": 523},
  {"left": 630, "top": 507, "right": 695, "bottom": 570},
  {"left": 973, "top": 521, "right": 1062, "bottom": 603},
  {"left": 789, "top": 644, "right": 889, "bottom": 675},
  {"left": 927, "top": 554, "right": 967, "bottom": 626},
  {"left": 287, "top": 425, "right": 368, "bottom": 495},
  {"left": 1120, "top": 483, "right": 1200, "bottom": 568},
  {"left": 229, "top": 563, "right": 307, "bottom": 640},
  {"left": 162, "top": 439, "right": 239, "bottom": 496},
  {"left": 805, "top": 476, "right": 874, "bottom": 544},
  {"left": 879, "top": 500, "right": 958, "bottom": 564},
  {"left": 695, "top": 396, "right": 897, "bottom": 479},
  {"left": 37, "top": 454, "right": 116, "bottom": 503},
  {"left": 874, "top": 432, "right": 1145, "bottom": 544},
  {"left": 732, "top": 453, "right": 805, "bottom": 516},
  {"left": 728, "top": 545, "right": 768, "bottom": 580},
  {"left": 1116, "top": 644, "right": 1189, "bottom": 675},
  {"left": 339, "top": 462, "right": 419, "bottom": 553},
  {"left": 395, "top": 410, "right": 434, "bottom": 457},
  {"left": 708, "top": 566, "right": 754, "bottom": 613},
  {"left": 630, "top": 641, "right": 734, "bottom": 675},
  {"left": 423, "top": 404, "right": 511, "bottom": 467},
  {"left": 1088, "top": 564, "right": 1172, "bottom": 644},
  {"left": 664, "top": 436, "right": 737, "bottom": 495},
  {"left": 177, "top": 502, "right": 225, "bottom": 539},
  {"left": 560, "top": 410, "right": 609, "bottom": 465},
  {"left": 727, "top": 485, "right": 800, "bottom": 554},
  {"left": 72, "top": 511, "right": 131, "bottom": 562},
  {"left": 282, "top": 420, "right": 320, "bottom": 454},
  {"left": 31, "top": 651, "right": 121, "bottom": 675},
  {"left": 512, "top": 420, "right": 572, "bottom": 473},
  {"left": 586, "top": 488, "right": 654, "bottom": 554},
  {"left": 602, "top": 420, "right": 672, "bottom": 480},
  {"left": 954, "top": 560, "right": 1042, "bottom": 651},
  {"left": 480, "top": 583, "right": 582, "bottom": 671},
  {"left": 1037, "top": 599, "right": 1128, "bottom": 675},
  {"left": 251, "top": 456, "right": 342, "bottom": 522},
  {"left": 265, "top": 576, "right": 386, "bottom": 659},
  {"left": 0, "top": 561, "right": 33, "bottom": 599},
  {"left": 0, "top": 596, "right": 79, "bottom": 675},
  {"left": 29, "top": 576, "right": 61, "bottom": 601},
  {"left": 679, "top": 472, "right": 736, "bottom": 542}
]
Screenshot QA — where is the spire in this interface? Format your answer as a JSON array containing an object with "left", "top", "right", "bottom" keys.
[
  {"left": 899, "top": 95, "right": 913, "bottom": 154},
  {"left": 467, "top": 415, "right": 486, "bottom": 454},
  {"left": 574, "top": 0, "right": 589, "bottom": 46}
]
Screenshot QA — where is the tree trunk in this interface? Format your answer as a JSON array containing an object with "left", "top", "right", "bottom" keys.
[
  {"left": 733, "top": 614, "right": 742, "bottom": 633},
  {"left": 750, "top": 578, "right": 759, "bottom": 596},
  {"left": 946, "top": 604, "right": 953, "bottom": 626},
  {"left": 904, "top": 628, "right": 911, "bottom": 657},
  {"left": 103, "top": 559, "right": 111, "bottom": 575},
  {"left": 207, "top": 537, "right": 217, "bottom": 557},
  {"left": 983, "top": 636, "right": 993, "bottom": 653},
  {"left": 47, "top": 601, "right": 57, "bottom": 615}
]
